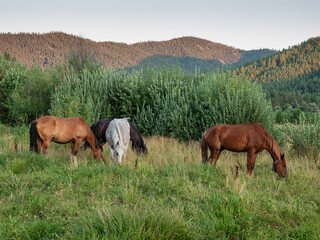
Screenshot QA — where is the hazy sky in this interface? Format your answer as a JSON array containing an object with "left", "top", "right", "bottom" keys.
[{"left": 0, "top": 0, "right": 319, "bottom": 50}]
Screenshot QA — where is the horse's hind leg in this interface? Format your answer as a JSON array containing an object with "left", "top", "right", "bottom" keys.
[
  {"left": 42, "top": 139, "right": 51, "bottom": 156},
  {"left": 37, "top": 137, "right": 43, "bottom": 154},
  {"left": 209, "top": 147, "right": 221, "bottom": 166},
  {"left": 213, "top": 149, "right": 221, "bottom": 166}
]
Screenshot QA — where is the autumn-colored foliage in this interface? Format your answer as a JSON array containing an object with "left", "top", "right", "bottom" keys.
[{"left": 0, "top": 32, "right": 275, "bottom": 70}]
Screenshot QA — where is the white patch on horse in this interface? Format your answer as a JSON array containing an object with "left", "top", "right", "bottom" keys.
[{"left": 105, "top": 118, "right": 130, "bottom": 164}]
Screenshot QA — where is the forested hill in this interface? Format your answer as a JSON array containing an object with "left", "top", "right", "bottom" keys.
[
  {"left": 232, "top": 37, "right": 320, "bottom": 116},
  {"left": 0, "top": 32, "right": 276, "bottom": 71},
  {"left": 233, "top": 37, "right": 320, "bottom": 82}
]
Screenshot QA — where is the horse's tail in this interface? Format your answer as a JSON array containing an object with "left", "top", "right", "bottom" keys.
[
  {"left": 29, "top": 121, "right": 38, "bottom": 153},
  {"left": 201, "top": 131, "right": 208, "bottom": 164}
]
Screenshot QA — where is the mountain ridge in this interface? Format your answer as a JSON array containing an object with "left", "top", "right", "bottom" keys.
[{"left": 0, "top": 32, "right": 277, "bottom": 70}]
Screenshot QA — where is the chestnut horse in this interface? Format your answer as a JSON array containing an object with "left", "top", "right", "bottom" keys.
[
  {"left": 201, "top": 122, "right": 287, "bottom": 178},
  {"left": 29, "top": 116, "right": 107, "bottom": 167},
  {"left": 80, "top": 119, "right": 148, "bottom": 155}
]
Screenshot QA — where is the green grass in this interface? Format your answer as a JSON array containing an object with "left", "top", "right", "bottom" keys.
[{"left": 0, "top": 125, "right": 319, "bottom": 239}]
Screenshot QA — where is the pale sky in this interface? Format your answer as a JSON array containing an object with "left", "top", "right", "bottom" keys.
[{"left": 0, "top": 0, "right": 319, "bottom": 50}]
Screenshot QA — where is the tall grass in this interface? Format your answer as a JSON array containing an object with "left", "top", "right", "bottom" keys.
[{"left": 0, "top": 125, "right": 319, "bottom": 239}]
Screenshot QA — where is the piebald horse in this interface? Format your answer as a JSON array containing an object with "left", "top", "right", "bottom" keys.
[
  {"left": 105, "top": 118, "right": 131, "bottom": 164},
  {"left": 81, "top": 118, "right": 148, "bottom": 155},
  {"left": 29, "top": 116, "right": 107, "bottom": 167},
  {"left": 201, "top": 122, "right": 287, "bottom": 178}
]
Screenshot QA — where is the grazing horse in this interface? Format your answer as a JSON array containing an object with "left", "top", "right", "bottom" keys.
[
  {"left": 80, "top": 119, "right": 148, "bottom": 155},
  {"left": 201, "top": 122, "right": 287, "bottom": 178},
  {"left": 29, "top": 116, "right": 107, "bottom": 167},
  {"left": 105, "top": 118, "right": 130, "bottom": 164}
]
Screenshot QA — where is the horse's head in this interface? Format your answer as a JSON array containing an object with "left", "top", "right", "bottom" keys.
[
  {"left": 273, "top": 153, "right": 287, "bottom": 178},
  {"left": 92, "top": 143, "right": 104, "bottom": 160},
  {"left": 113, "top": 141, "right": 125, "bottom": 164},
  {"left": 134, "top": 143, "right": 148, "bottom": 155},
  {"left": 141, "top": 145, "right": 148, "bottom": 155},
  {"left": 93, "top": 146, "right": 102, "bottom": 159}
]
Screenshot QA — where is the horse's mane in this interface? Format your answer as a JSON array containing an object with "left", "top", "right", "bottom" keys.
[
  {"left": 130, "top": 123, "right": 142, "bottom": 142},
  {"left": 114, "top": 119, "right": 124, "bottom": 144},
  {"left": 92, "top": 128, "right": 100, "bottom": 148},
  {"left": 258, "top": 124, "right": 282, "bottom": 159},
  {"left": 86, "top": 124, "right": 100, "bottom": 150},
  {"left": 129, "top": 122, "right": 148, "bottom": 154}
]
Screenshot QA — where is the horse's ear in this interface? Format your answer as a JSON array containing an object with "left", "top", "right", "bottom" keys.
[{"left": 281, "top": 153, "right": 285, "bottom": 160}]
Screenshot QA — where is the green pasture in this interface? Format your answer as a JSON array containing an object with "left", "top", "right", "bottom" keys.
[{"left": 0, "top": 125, "right": 319, "bottom": 239}]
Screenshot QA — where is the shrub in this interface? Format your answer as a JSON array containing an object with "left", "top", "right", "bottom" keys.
[
  {"left": 50, "top": 67, "right": 275, "bottom": 140},
  {"left": 135, "top": 70, "right": 275, "bottom": 140},
  {"left": 0, "top": 55, "right": 63, "bottom": 125},
  {"left": 6, "top": 65, "right": 62, "bottom": 124},
  {"left": 0, "top": 56, "right": 28, "bottom": 123},
  {"left": 284, "top": 112, "right": 320, "bottom": 163},
  {"left": 0, "top": 52, "right": 276, "bottom": 140}
]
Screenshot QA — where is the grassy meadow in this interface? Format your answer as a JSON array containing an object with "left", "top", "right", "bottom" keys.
[{"left": 0, "top": 124, "right": 319, "bottom": 239}]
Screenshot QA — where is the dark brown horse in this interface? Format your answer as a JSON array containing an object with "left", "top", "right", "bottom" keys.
[
  {"left": 29, "top": 116, "right": 107, "bottom": 167},
  {"left": 80, "top": 119, "right": 148, "bottom": 155},
  {"left": 201, "top": 122, "right": 287, "bottom": 178}
]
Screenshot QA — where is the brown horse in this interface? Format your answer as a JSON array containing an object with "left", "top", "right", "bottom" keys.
[
  {"left": 201, "top": 122, "right": 287, "bottom": 178},
  {"left": 29, "top": 116, "right": 107, "bottom": 167}
]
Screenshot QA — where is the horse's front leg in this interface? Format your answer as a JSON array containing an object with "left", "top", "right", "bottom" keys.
[
  {"left": 71, "top": 139, "right": 82, "bottom": 167},
  {"left": 108, "top": 144, "right": 115, "bottom": 162},
  {"left": 247, "top": 150, "right": 258, "bottom": 177}
]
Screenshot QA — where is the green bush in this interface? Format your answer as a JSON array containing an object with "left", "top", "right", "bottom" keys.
[
  {"left": 0, "top": 55, "right": 63, "bottom": 125},
  {"left": 284, "top": 112, "right": 320, "bottom": 163},
  {"left": 49, "top": 67, "right": 275, "bottom": 140},
  {"left": 7, "top": 66, "right": 62, "bottom": 124},
  {"left": 0, "top": 56, "right": 28, "bottom": 123},
  {"left": 1, "top": 53, "right": 275, "bottom": 140},
  {"left": 134, "top": 69, "right": 275, "bottom": 140}
]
